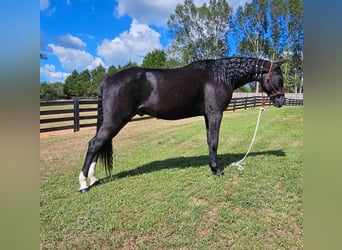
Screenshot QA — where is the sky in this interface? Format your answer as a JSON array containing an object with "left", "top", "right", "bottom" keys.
[{"left": 40, "top": 0, "right": 252, "bottom": 83}]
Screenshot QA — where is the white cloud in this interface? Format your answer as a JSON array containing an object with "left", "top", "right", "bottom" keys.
[
  {"left": 96, "top": 20, "right": 162, "bottom": 66},
  {"left": 54, "top": 34, "right": 86, "bottom": 49},
  {"left": 40, "top": 0, "right": 49, "bottom": 10},
  {"left": 115, "top": 0, "right": 251, "bottom": 26},
  {"left": 115, "top": 0, "right": 211, "bottom": 26},
  {"left": 49, "top": 44, "right": 105, "bottom": 71},
  {"left": 40, "top": 64, "right": 70, "bottom": 83},
  {"left": 116, "top": 0, "right": 179, "bottom": 26}
]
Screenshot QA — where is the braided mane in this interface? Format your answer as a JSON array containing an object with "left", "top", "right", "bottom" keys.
[{"left": 210, "top": 57, "right": 260, "bottom": 84}]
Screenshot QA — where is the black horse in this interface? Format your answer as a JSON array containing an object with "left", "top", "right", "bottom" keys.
[{"left": 78, "top": 57, "right": 285, "bottom": 193}]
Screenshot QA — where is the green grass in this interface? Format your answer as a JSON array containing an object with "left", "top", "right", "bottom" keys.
[{"left": 40, "top": 106, "right": 303, "bottom": 249}]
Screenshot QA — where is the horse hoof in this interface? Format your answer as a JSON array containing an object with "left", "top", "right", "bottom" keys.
[
  {"left": 215, "top": 170, "right": 224, "bottom": 177},
  {"left": 79, "top": 188, "right": 90, "bottom": 193},
  {"left": 90, "top": 180, "right": 100, "bottom": 187}
]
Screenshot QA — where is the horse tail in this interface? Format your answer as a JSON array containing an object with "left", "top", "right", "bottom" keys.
[{"left": 97, "top": 83, "right": 113, "bottom": 176}]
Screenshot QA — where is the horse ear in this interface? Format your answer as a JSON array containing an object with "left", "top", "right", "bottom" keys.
[{"left": 274, "top": 60, "right": 286, "bottom": 68}]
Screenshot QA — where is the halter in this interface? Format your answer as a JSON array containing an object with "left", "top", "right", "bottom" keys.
[{"left": 261, "top": 61, "right": 285, "bottom": 98}]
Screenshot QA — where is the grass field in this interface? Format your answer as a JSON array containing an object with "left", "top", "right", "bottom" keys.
[{"left": 40, "top": 106, "right": 303, "bottom": 249}]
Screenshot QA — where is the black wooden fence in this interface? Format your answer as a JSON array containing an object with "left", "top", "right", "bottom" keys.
[
  {"left": 40, "top": 100, "right": 98, "bottom": 133},
  {"left": 40, "top": 96, "right": 303, "bottom": 133}
]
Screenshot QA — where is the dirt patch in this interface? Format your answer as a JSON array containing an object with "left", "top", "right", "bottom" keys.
[
  {"left": 188, "top": 198, "right": 209, "bottom": 207},
  {"left": 266, "top": 208, "right": 277, "bottom": 216},
  {"left": 198, "top": 207, "right": 218, "bottom": 237},
  {"left": 40, "top": 127, "right": 95, "bottom": 138},
  {"left": 293, "top": 222, "right": 302, "bottom": 235},
  {"left": 197, "top": 202, "right": 229, "bottom": 237},
  {"left": 230, "top": 173, "right": 242, "bottom": 185},
  {"left": 121, "top": 233, "right": 157, "bottom": 250}
]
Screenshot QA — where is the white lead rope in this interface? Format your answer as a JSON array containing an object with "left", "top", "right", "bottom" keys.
[{"left": 230, "top": 106, "right": 265, "bottom": 171}]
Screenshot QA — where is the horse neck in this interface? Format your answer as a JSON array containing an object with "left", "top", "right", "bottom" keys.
[
  {"left": 228, "top": 57, "right": 271, "bottom": 90},
  {"left": 212, "top": 57, "right": 261, "bottom": 89}
]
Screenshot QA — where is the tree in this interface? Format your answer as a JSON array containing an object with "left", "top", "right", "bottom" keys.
[
  {"left": 63, "top": 70, "right": 79, "bottom": 98},
  {"left": 107, "top": 65, "right": 118, "bottom": 76},
  {"left": 79, "top": 69, "right": 91, "bottom": 96},
  {"left": 90, "top": 64, "right": 106, "bottom": 96},
  {"left": 141, "top": 50, "right": 167, "bottom": 68},
  {"left": 119, "top": 61, "right": 138, "bottom": 71},
  {"left": 40, "top": 82, "right": 54, "bottom": 100},
  {"left": 167, "top": 0, "right": 232, "bottom": 65},
  {"left": 234, "top": 0, "right": 270, "bottom": 58},
  {"left": 231, "top": 0, "right": 303, "bottom": 93},
  {"left": 232, "top": 0, "right": 270, "bottom": 92},
  {"left": 270, "top": 0, "right": 287, "bottom": 58},
  {"left": 40, "top": 82, "right": 64, "bottom": 100},
  {"left": 51, "top": 82, "right": 64, "bottom": 98},
  {"left": 284, "top": 0, "right": 303, "bottom": 93}
]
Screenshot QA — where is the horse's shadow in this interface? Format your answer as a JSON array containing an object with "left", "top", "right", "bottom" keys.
[{"left": 96, "top": 150, "right": 286, "bottom": 186}]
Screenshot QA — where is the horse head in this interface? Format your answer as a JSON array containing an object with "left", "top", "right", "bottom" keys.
[{"left": 260, "top": 60, "right": 286, "bottom": 108}]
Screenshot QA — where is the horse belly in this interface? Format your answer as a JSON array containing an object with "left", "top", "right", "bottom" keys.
[
  {"left": 138, "top": 90, "right": 204, "bottom": 120},
  {"left": 156, "top": 104, "right": 204, "bottom": 120}
]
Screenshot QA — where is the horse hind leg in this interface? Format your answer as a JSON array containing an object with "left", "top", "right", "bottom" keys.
[
  {"left": 79, "top": 161, "right": 99, "bottom": 193},
  {"left": 79, "top": 156, "right": 100, "bottom": 193},
  {"left": 88, "top": 154, "right": 100, "bottom": 187},
  {"left": 79, "top": 114, "right": 134, "bottom": 193},
  {"left": 79, "top": 138, "right": 104, "bottom": 193},
  {"left": 78, "top": 151, "right": 100, "bottom": 190}
]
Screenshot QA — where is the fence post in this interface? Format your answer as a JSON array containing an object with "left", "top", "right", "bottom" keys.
[
  {"left": 244, "top": 97, "right": 247, "bottom": 110},
  {"left": 73, "top": 99, "right": 80, "bottom": 132}
]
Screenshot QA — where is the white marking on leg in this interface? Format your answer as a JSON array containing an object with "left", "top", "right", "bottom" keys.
[
  {"left": 79, "top": 171, "right": 88, "bottom": 191},
  {"left": 88, "top": 162, "right": 99, "bottom": 186}
]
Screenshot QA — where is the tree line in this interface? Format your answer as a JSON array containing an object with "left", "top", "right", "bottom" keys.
[{"left": 40, "top": 0, "right": 303, "bottom": 100}]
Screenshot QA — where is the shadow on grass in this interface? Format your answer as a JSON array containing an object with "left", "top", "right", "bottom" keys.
[{"left": 97, "top": 150, "right": 285, "bottom": 186}]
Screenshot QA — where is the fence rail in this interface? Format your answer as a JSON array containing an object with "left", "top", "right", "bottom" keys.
[{"left": 40, "top": 96, "right": 303, "bottom": 133}]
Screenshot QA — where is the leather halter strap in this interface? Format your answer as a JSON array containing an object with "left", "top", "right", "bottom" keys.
[{"left": 262, "top": 61, "right": 284, "bottom": 98}]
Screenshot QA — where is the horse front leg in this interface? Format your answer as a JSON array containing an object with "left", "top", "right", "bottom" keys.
[{"left": 205, "top": 111, "right": 224, "bottom": 176}]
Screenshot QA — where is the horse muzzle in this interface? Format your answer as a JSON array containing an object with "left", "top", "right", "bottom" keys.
[{"left": 271, "top": 94, "right": 285, "bottom": 108}]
